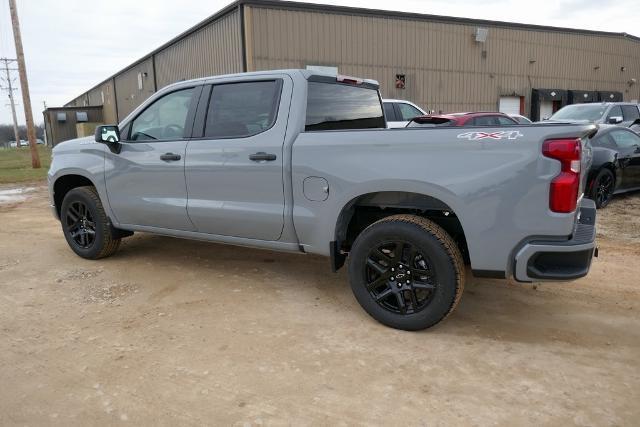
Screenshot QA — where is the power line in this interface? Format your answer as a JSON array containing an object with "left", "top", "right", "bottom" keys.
[{"left": 0, "top": 56, "right": 20, "bottom": 147}]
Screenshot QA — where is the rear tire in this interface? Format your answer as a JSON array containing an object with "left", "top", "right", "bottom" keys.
[
  {"left": 60, "top": 186, "right": 120, "bottom": 259},
  {"left": 589, "top": 169, "right": 615, "bottom": 209},
  {"left": 348, "top": 214, "right": 465, "bottom": 331}
]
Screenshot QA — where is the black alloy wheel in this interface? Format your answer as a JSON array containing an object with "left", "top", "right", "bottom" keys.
[
  {"left": 65, "top": 200, "right": 96, "bottom": 249},
  {"left": 348, "top": 215, "right": 465, "bottom": 331},
  {"left": 591, "top": 169, "right": 614, "bottom": 209},
  {"left": 364, "top": 241, "right": 437, "bottom": 315},
  {"left": 60, "top": 186, "right": 121, "bottom": 259}
]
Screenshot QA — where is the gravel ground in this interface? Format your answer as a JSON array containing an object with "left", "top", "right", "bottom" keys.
[{"left": 1, "top": 185, "right": 639, "bottom": 426}]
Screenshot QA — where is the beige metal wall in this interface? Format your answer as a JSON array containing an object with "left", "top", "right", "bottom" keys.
[
  {"left": 245, "top": 5, "right": 640, "bottom": 115},
  {"left": 65, "top": 94, "right": 88, "bottom": 108},
  {"left": 114, "top": 58, "right": 156, "bottom": 121},
  {"left": 87, "top": 80, "right": 117, "bottom": 124},
  {"left": 155, "top": 9, "right": 243, "bottom": 89}
]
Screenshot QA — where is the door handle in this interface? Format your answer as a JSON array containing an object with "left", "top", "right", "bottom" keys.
[
  {"left": 249, "top": 152, "right": 277, "bottom": 162},
  {"left": 160, "top": 153, "right": 181, "bottom": 161}
]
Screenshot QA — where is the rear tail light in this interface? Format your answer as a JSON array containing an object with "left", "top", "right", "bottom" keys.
[{"left": 542, "top": 138, "right": 582, "bottom": 213}]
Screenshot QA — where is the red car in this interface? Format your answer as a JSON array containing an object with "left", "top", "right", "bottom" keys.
[{"left": 407, "top": 111, "right": 519, "bottom": 127}]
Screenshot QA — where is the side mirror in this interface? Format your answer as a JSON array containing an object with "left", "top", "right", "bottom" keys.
[
  {"left": 95, "top": 125, "right": 120, "bottom": 143},
  {"left": 94, "top": 125, "right": 121, "bottom": 153},
  {"left": 608, "top": 116, "right": 623, "bottom": 124}
]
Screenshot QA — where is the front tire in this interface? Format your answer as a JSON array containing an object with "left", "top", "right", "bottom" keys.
[
  {"left": 589, "top": 169, "right": 615, "bottom": 209},
  {"left": 348, "top": 214, "right": 465, "bottom": 331},
  {"left": 60, "top": 186, "right": 120, "bottom": 259}
]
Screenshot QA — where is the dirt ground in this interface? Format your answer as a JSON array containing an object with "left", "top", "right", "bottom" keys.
[{"left": 1, "top": 185, "right": 639, "bottom": 426}]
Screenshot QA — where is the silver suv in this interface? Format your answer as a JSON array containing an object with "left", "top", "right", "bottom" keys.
[{"left": 549, "top": 102, "right": 640, "bottom": 127}]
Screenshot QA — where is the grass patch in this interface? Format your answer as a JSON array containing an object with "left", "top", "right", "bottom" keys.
[{"left": 0, "top": 146, "right": 51, "bottom": 184}]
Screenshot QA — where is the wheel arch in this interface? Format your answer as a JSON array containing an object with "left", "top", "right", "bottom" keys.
[
  {"left": 587, "top": 162, "right": 617, "bottom": 193},
  {"left": 52, "top": 173, "right": 97, "bottom": 218},
  {"left": 331, "top": 191, "right": 469, "bottom": 271}
]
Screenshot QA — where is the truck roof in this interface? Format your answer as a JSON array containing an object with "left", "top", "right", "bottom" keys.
[{"left": 162, "top": 69, "right": 380, "bottom": 91}]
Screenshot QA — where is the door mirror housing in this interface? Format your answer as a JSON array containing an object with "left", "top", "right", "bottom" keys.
[
  {"left": 95, "top": 125, "right": 121, "bottom": 153},
  {"left": 95, "top": 125, "right": 120, "bottom": 143},
  {"left": 608, "top": 116, "right": 623, "bottom": 124}
]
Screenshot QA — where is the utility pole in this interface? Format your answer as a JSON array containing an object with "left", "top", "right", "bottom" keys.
[
  {"left": 42, "top": 100, "right": 48, "bottom": 147},
  {"left": 0, "top": 58, "right": 20, "bottom": 149},
  {"left": 8, "top": 0, "right": 40, "bottom": 168}
]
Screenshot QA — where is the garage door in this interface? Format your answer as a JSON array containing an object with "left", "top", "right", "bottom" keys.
[
  {"left": 499, "top": 96, "right": 521, "bottom": 115},
  {"left": 539, "top": 101, "right": 554, "bottom": 120}
]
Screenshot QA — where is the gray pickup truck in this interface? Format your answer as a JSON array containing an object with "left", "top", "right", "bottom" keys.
[{"left": 48, "top": 69, "right": 598, "bottom": 330}]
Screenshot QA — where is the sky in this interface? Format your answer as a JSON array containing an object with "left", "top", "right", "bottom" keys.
[{"left": 0, "top": 0, "right": 637, "bottom": 125}]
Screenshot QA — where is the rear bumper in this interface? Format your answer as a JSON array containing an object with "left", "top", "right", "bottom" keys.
[{"left": 513, "top": 199, "right": 597, "bottom": 282}]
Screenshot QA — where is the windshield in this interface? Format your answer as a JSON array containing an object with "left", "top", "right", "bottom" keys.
[{"left": 550, "top": 104, "right": 608, "bottom": 121}]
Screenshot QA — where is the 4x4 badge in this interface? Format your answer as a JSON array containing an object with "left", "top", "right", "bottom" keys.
[{"left": 457, "top": 130, "right": 524, "bottom": 140}]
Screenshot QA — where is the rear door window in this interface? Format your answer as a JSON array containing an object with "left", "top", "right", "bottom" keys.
[
  {"left": 472, "top": 116, "right": 498, "bottom": 126},
  {"left": 593, "top": 134, "right": 617, "bottom": 149},
  {"left": 610, "top": 130, "right": 640, "bottom": 149},
  {"left": 621, "top": 105, "right": 640, "bottom": 121},
  {"left": 497, "top": 116, "right": 516, "bottom": 125},
  {"left": 204, "top": 80, "right": 281, "bottom": 139},
  {"left": 383, "top": 103, "right": 397, "bottom": 121},
  {"left": 305, "top": 82, "right": 385, "bottom": 131}
]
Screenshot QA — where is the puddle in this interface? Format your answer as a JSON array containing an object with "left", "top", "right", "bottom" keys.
[{"left": 0, "top": 187, "right": 36, "bottom": 204}]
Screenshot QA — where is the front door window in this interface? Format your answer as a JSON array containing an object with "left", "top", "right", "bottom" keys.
[{"left": 130, "top": 88, "right": 194, "bottom": 141}]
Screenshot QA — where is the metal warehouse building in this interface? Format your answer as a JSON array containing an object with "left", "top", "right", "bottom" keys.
[{"left": 48, "top": 0, "right": 640, "bottom": 144}]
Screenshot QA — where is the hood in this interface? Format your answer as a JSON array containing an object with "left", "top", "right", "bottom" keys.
[{"left": 52, "top": 136, "right": 96, "bottom": 152}]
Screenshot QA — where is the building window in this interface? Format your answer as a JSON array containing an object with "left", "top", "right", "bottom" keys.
[
  {"left": 56, "top": 112, "right": 66, "bottom": 122},
  {"left": 76, "top": 112, "right": 89, "bottom": 122}
]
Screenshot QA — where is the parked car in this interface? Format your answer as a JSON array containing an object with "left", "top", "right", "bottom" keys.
[
  {"left": 49, "top": 70, "right": 597, "bottom": 331},
  {"left": 383, "top": 99, "right": 426, "bottom": 128},
  {"left": 549, "top": 102, "right": 640, "bottom": 127},
  {"left": 630, "top": 118, "right": 640, "bottom": 134},
  {"left": 407, "top": 111, "right": 518, "bottom": 127},
  {"left": 9, "top": 140, "right": 28, "bottom": 148},
  {"left": 509, "top": 114, "right": 533, "bottom": 124},
  {"left": 586, "top": 125, "right": 640, "bottom": 208}
]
